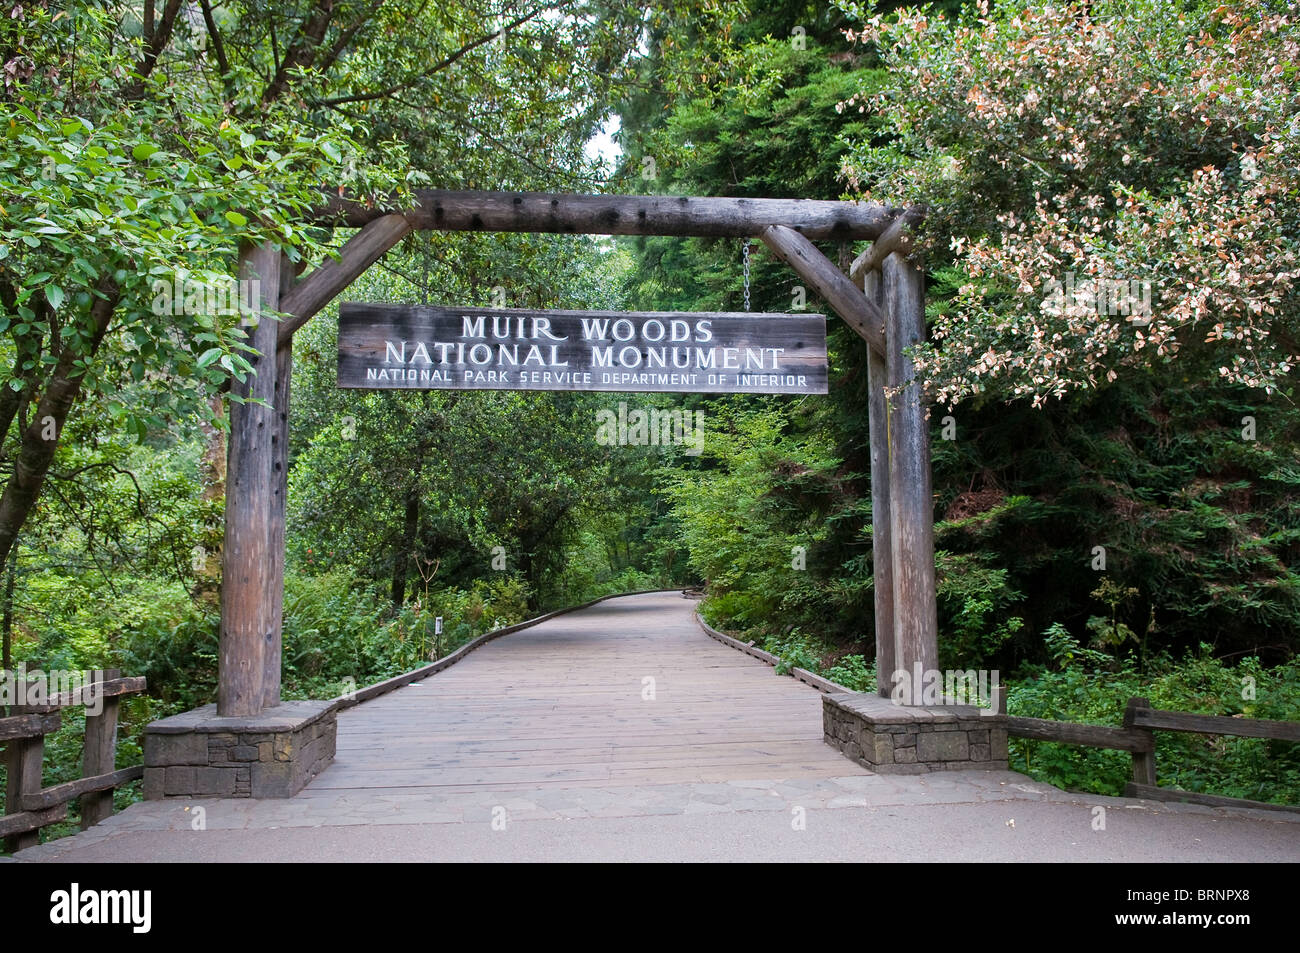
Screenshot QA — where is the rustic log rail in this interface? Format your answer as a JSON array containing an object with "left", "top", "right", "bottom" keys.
[
  {"left": 1006, "top": 695, "right": 1300, "bottom": 814},
  {"left": 1, "top": 669, "right": 146, "bottom": 850}
]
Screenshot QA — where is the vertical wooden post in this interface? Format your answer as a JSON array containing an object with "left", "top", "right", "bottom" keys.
[
  {"left": 262, "top": 257, "right": 295, "bottom": 710},
  {"left": 863, "top": 270, "right": 896, "bottom": 698},
  {"left": 4, "top": 676, "right": 44, "bottom": 851},
  {"left": 882, "top": 252, "right": 939, "bottom": 693},
  {"left": 219, "top": 244, "right": 280, "bottom": 717},
  {"left": 80, "top": 667, "right": 119, "bottom": 829},
  {"left": 1124, "top": 696, "right": 1158, "bottom": 789}
]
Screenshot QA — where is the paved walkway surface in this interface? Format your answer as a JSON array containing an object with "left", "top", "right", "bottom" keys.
[{"left": 13, "top": 592, "right": 1300, "bottom": 862}]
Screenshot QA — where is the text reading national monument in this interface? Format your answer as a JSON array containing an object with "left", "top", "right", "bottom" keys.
[{"left": 338, "top": 304, "right": 828, "bottom": 394}]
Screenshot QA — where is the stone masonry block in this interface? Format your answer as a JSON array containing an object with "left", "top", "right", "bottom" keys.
[
  {"left": 917, "top": 731, "right": 969, "bottom": 762},
  {"left": 145, "top": 733, "right": 209, "bottom": 768}
]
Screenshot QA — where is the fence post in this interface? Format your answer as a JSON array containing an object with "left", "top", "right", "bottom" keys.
[
  {"left": 991, "top": 680, "right": 1008, "bottom": 716},
  {"left": 3, "top": 674, "right": 46, "bottom": 851},
  {"left": 80, "top": 667, "right": 120, "bottom": 830},
  {"left": 1124, "top": 696, "right": 1158, "bottom": 792}
]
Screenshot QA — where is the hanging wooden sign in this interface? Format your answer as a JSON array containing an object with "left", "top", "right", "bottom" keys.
[{"left": 337, "top": 304, "right": 828, "bottom": 395}]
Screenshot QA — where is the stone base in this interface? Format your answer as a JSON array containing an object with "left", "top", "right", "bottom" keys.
[
  {"left": 143, "top": 700, "right": 336, "bottom": 799},
  {"left": 823, "top": 692, "right": 1008, "bottom": 774}
]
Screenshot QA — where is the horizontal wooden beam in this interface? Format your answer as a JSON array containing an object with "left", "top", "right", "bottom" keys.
[
  {"left": 760, "top": 224, "right": 886, "bottom": 356},
  {"left": 0, "top": 711, "right": 61, "bottom": 742},
  {"left": 278, "top": 213, "right": 412, "bottom": 348},
  {"left": 1124, "top": 782, "right": 1300, "bottom": 815},
  {"left": 1129, "top": 707, "right": 1300, "bottom": 742},
  {"left": 1006, "top": 716, "right": 1155, "bottom": 753},
  {"left": 309, "top": 189, "right": 904, "bottom": 240},
  {"left": 0, "top": 802, "right": 66, "bottom": 839},
  {"left": 18, "top": 765, "right": 145, "bottom": 812},
  {"left": 850, "top": 206, "right": 924, "bottom": 283},
  {"left": 16, "top": 676, "right": 146, "bottom": 713}
]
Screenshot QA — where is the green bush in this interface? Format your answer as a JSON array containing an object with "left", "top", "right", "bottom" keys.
[{"left": 1010, "top": 628, "right": 1300, "bottom": 804}]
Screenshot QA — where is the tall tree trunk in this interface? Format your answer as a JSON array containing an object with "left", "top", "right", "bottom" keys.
[
  {"left": 391, "top": 479, "right": 421, "bottom": 610},
  {"left": 2, "top": 538, "right": 16, "bottom": 672},
  {"left": 0, "top": 279, "right": 119, "bottom": 570},
  {"left": 193, "top": 392, "right": 227, "bottom": 606},
  {"left": 390, "top": 448, "right": 425, "bottom": 610}
]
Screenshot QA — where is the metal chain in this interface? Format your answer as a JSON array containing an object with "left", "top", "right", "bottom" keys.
[{"left": 742, "top": 239, "right": 751, "bottom": 311}]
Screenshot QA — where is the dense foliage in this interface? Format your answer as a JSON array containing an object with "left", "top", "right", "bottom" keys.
[{"left": 615, "top": 0, "right": 1300, "bottom": 802}]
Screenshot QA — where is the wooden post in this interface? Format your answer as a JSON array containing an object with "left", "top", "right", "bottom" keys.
[
  {"left": 263, "top": 257, "right": 296, "bottom": 710},
  {"left": 80, "top": 667, "right": 119, "bottom": 829},
  {"left": 4, "top": 674, "right": 45, "bottom": 851},
  {"left": 863, "top": 270, "right": 896, "bottom": 698},
  {"left": 1124, "top": 696, "right": 1158, "bottom": 789},
  {"left": 882, "top": 252, "right": 939, "bottom": 692},
  {"left": 219, "top": 244, "right": 280, "bottom": 717}
]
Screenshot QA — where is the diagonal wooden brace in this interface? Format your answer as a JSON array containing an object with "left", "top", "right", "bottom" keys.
[
  {"left": 277, "top": 213, "right": 412, "bottom": 349},
  {"left": 760, "top": 225, "right": 887, "bottom": 357}
]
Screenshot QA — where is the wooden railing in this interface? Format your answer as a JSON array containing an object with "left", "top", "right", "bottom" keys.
[
  {"left": 1, "top": 669, "right": 147, "bottom": 851},
  {"left": 1006, "top": 695, "right": 1300, "bottom": 814}
]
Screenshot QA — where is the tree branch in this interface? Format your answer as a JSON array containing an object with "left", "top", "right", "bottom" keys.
[
  {"left": 0, "top": 277, "right": 120, "bottom": 570},
  {"left": 312, "top": 4, "right": 559, "bottom": 107},
  {"left": 262, "top": 0, "right": 339, "bottom": 105},
  {"left": 198, "top": 0, "right": 233, "bottom": 99},
  {"left": 123, "top": 0, "right": 183, "bottom": 99}
]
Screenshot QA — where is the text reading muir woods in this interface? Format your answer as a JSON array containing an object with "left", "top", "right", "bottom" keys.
[{"left": 337, "top": 305, "right": 828, "bottom": 394}]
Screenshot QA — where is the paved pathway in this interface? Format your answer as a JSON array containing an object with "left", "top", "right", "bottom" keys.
[{"left": 13, "top": 592, "right": 1300, "bottom": 862}]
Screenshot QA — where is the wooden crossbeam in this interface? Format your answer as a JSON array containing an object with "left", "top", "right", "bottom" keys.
[
  {"left": 0, "top": 711, "right": 61, "bottom": 742},
  {"left": 1129, "top": 706, "right": 1300, "bottom": 742},
  {"left": 0, "top": 803, "right": 66, "bottom": 840},
  {"left": 10, "top": 676, "right": 146, "bottom": 713},
  {"left": 18, "top": 766, "right": 145, "bottom": 813},
  {"left": 310, "top": 189, "right": 903, "bottom": 240}
]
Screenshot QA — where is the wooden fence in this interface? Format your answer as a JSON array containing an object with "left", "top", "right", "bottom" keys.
[
  {"left": 1, "top": 668, "right": 147, "bottom": 851},
  {"left": 1005, "top": 695, "right": 1300, "bottom": 814}
]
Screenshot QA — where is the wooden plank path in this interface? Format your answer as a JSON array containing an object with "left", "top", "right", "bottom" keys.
[
  {"left": 15, "top": 591, "right": 1300, "bottom": 863},
  {"left": 302, "top": 591, "right": 862, "bottom": 796}
]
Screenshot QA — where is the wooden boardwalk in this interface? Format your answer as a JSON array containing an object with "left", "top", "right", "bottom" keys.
[
  {"left": 17, "top": 590, "right": 1300, "bottom": 863},
  {"left": 302, "top": 591, "right": 863, "bottom": 797}
]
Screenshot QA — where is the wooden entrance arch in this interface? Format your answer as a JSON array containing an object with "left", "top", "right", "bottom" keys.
[{"left": 220, "top": 190, "right": 936, "bottom": 716}]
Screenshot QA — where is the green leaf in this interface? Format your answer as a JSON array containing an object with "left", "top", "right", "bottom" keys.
[
  {"left": 224, "top": 210, "right": 248, "bottom": 227},
  {"left": 196, "top": 347, "right": 223, "bottom": 368},
  {"left": 45, "top": 286, "right": 64, "bottom": 310},
  {"left": 132, "top": 143, "right": 160, "bottom": 161}
]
